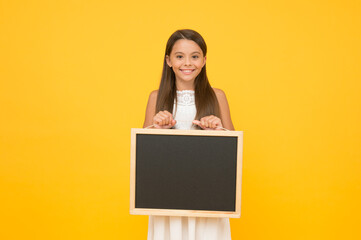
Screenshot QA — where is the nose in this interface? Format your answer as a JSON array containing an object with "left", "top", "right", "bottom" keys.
[{"left": 185, "top": 56, "right": 192, "bottom": 66}]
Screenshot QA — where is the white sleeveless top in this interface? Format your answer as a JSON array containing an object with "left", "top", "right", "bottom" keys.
[
  {"left": 173, "top": 90, "right": 197, "bottom": 130},
  {"left": 147, "top": 90, "right": 231, "bottom": 240}
]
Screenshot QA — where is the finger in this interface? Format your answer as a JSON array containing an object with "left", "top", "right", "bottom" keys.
[
  {"left": 192, "top": 120, "right": 201, "bottom": 127},
  {"left": 158, "top": 115, "right": 166, "bottom": 126},
  {"left": 192, "top": 120, "right": 200, "bottom": 125},
  {"left": 163, "top": 110, "right": 172, "bottom": 116},
  {"left": 158, "top": 112, "right": 169, "bottom": 125},
  {"left": 208, "top": 116, "right": 220, "bottom": 128},
  {"left": 200, "top": 117, "right": 207, "bottom": 128},
  {"left": 164, "top": 111, "right": 175, "bottom": 123},
  {"left": 161, "top": 110, "right": 172, "bottom": 117},
  {"left": 207, "top": 117, "right": 217, "bottom": 129},
  {"left": 161, "top": 111, "right": 174, "bottom": 125},
  {"left": 153, "top": 117, "right": 163, "bottom": 129},
  {"left": 214, "top": 119, "right": 223, "bottom": 129},
  {"left": 153, "top": 116, "right": 164, "bottom": 126},
  {"left": 153, "top": 112, "right": 162, "bottom": 124},
  {"left": 156, "top": 121, "right": 172, "bottom": 129},
  {"left": 193, "top": 120, "right": 206, "bottom": 129},
  {"left": 210, "top": 117, "right": 221, "bottom": 128},
  {"left": 203, "top": 116, "right": 212, "bottom": 128},
  {"left": 157, "top": 114, "right": 168, "bottom": 126},
  {"left": 203, "top": 118, "right": 211, "bottom": 128}
]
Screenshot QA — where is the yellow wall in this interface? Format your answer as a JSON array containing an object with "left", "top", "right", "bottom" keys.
[{"left": 1, "top": 0, "right": 360, "bottom": 239}]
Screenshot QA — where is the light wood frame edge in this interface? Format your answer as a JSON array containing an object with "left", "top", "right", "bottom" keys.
[
  {"left": 236, "top": 131, "right": 243, "bottom": 217},
  {"left": 129, "top": 128, "right": 136, "bottom": 212},
  {"left": 129, "top": 128, "right": 243, "bottom": 218},
  {"left": 130, "top": 209, "right": 240, "bottom": 218}
]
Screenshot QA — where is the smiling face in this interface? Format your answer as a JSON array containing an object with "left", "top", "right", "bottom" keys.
[{"left": 166, "top": 39, "right": 206, "bottom": 88}]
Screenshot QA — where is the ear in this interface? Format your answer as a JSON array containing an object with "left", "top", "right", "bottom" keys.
[
  {"left": 166, "top": 55, "right": 172, "bottom": 68},
  {"left": 202, "top": 56, "right": 207, "bottom": 68}
]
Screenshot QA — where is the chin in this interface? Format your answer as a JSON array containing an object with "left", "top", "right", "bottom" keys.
[{"left": 178, "top": 78, "right": 196, "bottom": 83}]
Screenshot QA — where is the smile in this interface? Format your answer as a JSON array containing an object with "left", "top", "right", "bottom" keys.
[{"left": 180, "top": 69, "right": 195, "bottom": 75}]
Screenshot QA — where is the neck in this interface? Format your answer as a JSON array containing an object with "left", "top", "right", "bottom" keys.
[{"left": 176, "top": 79, "right": 195, "bottom": 91}]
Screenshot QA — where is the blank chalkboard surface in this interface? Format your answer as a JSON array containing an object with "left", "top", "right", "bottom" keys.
[{"left": 130, "top": 128, "right": 243, "bottom": 218}]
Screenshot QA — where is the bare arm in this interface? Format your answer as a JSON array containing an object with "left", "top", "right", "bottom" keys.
[
  {"left": 143, "top": 90, "right": 176, "bottom": 128},
  {"left": 214, "top": 88, "right": 235, "bottom": 130},
  {"left": 143, "top": 90, "right": 158, "bottom": 128},
  {"left": 192, "top": 88, "right": 235, "bottom": 131}
]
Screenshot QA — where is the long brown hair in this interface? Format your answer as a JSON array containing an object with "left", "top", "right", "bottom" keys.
[{"left": 155, "top": 29, "right": 220, "bottom": 120}]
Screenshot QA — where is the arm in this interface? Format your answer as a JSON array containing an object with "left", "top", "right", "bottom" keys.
[
  {"left": 192, "top": 88, "right": 235, "bottom": 130},
  {"left": 143, "top": 90, "right": 176, "bottom": 129},
  {"left": 143, "top": 90, "right": 158, "bottom": 128},
  {"left": 214, "top": 88, "right": 235, "bottom": 131}
]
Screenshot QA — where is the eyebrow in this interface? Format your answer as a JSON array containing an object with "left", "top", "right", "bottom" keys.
[{"left": 174, "top": 51, "right": 201, "bottom": 54}]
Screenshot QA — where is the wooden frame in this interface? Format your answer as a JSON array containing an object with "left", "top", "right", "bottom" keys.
[{"left": 130, "top": 128, "right": 243, "bottom": 218}]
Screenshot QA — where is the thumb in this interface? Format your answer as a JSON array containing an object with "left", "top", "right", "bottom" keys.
[
  {"left": 192, "top": 120, "right": 205, "bottom": 129},
  {"left": 192, "top": 120, "right": 200, "bottom": 125}
]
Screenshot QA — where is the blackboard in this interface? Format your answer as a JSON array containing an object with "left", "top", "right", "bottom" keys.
[{"left": 130, "top": 128, "right": 243, "bottom": 218}]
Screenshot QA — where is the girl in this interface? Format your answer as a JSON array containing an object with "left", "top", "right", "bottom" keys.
[{"left": 143, "top": 29, "right": 234, "bottom": 240}]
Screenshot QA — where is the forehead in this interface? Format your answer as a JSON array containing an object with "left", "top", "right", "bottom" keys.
[{"left": 171, "top": 39, "right": 203, "bottom": 55}]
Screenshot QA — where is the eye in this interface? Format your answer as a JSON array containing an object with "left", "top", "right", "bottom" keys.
[
  {"left": 176, "top": 55, "right": 183, "bottom": 59},
  {"left": 192, "top": 55, "right": 199, "bottom": 59}
]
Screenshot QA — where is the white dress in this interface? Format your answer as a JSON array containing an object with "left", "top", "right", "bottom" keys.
[{"left": 147, "top": 90, "right": 232, "bottom": 240}]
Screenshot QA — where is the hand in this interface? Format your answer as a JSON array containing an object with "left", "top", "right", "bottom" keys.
[
  {"left": 153, "top": 110, "right": 177, "bottom": 129},
  {"left": 192, "top": 115, "right": 223, "bottom": 130}
]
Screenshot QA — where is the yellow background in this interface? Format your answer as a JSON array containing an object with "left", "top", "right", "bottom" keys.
[{"left": 1, "top": 0, "right": 360, "bottom": 239}]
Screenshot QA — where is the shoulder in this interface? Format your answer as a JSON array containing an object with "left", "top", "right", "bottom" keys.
[
  {"left": 213, "top": 87, "right": 230, "bottom": 110},
  {"left": 144, "top": 90, "right": 158, "bottom": 118},
  {"left": 212, "top": 88, "right": 227, "bottom": 101},
  {"left": 143, "top": 90, "right": 159, "bottom": 127},
  {"left": 149, "top": 89, "right": 158, "bottom": 98},
  {"left": 212, "top": 87, "right": 234, "bottom": 130},
  {"left": 145, "top": 90, "right": 158, "bottom": 108},
  {"left": 148, "top": 90, "right": 158, "bottom": 102}
]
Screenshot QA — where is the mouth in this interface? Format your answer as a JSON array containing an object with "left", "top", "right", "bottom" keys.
[{"left": 180, "top": 69, "right": 195, "bottom": 75}]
